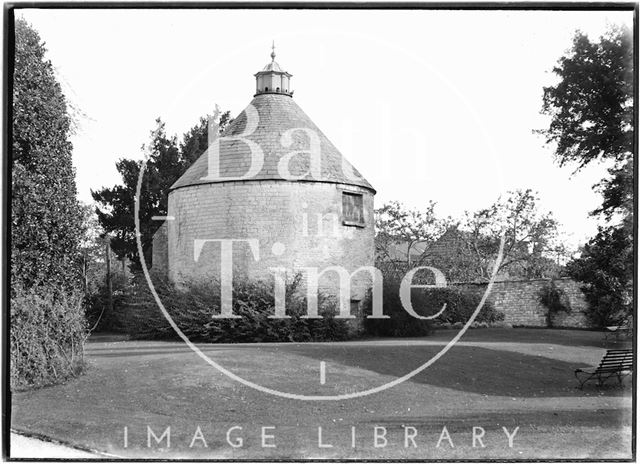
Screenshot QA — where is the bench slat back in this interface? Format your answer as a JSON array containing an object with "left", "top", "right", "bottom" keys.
[{"left": 596, "top": 349, "right": 634, "bottom": 373}]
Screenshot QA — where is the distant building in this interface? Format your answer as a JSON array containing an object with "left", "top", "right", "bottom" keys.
[
  {"left": 380, "top": 226, "right": 563, "bottom": 283},
  {"left": 152, "top": 46, "right": 376, "bottom": 311},
  {"left": 375, "top": 227, "right": 479, "bottom": 282}
]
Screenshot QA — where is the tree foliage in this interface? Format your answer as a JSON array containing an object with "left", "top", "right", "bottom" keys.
[
  {"left": 375, "top": 200, "right": 447, "bottom": 267},
  {"left": 375, "top": 191, "right": 564, "bottom": 282},
  {"left": 540, "top": 26, "right": 633, "bottom": 170},
  {"left": 540, "top": 26, "right": 634, "bottom": 326},
  {"left": 78, "top": 203, "right": 107, "bottom": 295},
  {"left": 92, "top": 110, "right": 231, "bottom": 268},
  {"left": 567, "top": 225, "right": 632, "bottom": 326},
  {"left": 11, "top": 18, "right": 84, "bottom": 293},
  {"left": 540, "top": 26, "right": 633, "bottom": 225},
  {"left": 538, "top": 280, "right": 572, "bottom": 328},
  {"left": 104, "top": 274, "right": 352, "bottom": 342},
  {"left": 11, "top": 18, "right": 88, "bottom": 389},
  {"left": 457, "top": 189, "right": 564, "bottom": 281}
]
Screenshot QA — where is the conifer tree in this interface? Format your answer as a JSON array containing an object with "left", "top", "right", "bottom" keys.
[
  {"left": 92, "top": 112, "right": 231, "bottom": 268},
  {"left": 12, "top": 17, "right": 84, "bottom": 293}
]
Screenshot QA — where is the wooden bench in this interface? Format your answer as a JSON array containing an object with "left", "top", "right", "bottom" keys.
[
  {"left": 575, "top": 349, "right": 634, "bottom": 389},
  {"left": 604, "top": 316, "right": 633, "bottom": 344}
]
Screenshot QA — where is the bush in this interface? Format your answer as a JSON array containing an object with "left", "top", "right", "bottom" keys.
[
  {"left": 431, "top": 287, "right": 503, "bottom": 325},
  {"left": 10, "top": 287, "right": 87, "bottom": 390},
  {"left": 84, "top": 269, "right": 130, "bottom": 332},
  {"left": 538, "top": 280, "right": 571, "bottom": 327},
  {"left": 363, "top": 278, "right": 503, "bottom": 337},
  {"left": 363, "top": 277, "right": 434, "bottom": 337},
  {"left": 490, "top": 321, "right": 513, "bottom": 329},
  {"left": 567, "top": 225, "right": 632, "bottom": 328},
  {"left": 116, "top": 274, "right": 352, "bottom": 343}
]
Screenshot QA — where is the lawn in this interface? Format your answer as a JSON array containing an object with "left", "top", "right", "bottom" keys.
[{"left": 10, "top": 328, "right": 633, "bottom": 460}]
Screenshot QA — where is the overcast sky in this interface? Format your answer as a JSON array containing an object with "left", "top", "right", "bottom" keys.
[{"left": 20, "top": 8, "right": 633, "bottom": 248}]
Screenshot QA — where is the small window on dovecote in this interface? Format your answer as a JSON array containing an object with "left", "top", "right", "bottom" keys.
[{"left": 342, "top": 191, "right": 365, "bottom": 227}]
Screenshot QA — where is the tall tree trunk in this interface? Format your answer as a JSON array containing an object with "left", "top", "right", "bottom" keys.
[{"left": 106, "top": 239, "right": 113, "bottom": 316}]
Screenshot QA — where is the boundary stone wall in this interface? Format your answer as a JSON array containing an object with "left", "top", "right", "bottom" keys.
[{"left": 451, "top": 278, "right": 590, "bottom": 328}]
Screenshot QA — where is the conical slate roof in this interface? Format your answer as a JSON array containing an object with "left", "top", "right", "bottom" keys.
[{"left": 170, "top": 93, "right": 375, "bottom": 192}]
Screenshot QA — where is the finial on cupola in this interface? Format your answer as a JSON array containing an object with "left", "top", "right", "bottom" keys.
[{"left": 254, "top": 42, "right": 293, "bottom": 97}]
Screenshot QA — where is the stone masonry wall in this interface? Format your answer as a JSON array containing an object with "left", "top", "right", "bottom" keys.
[
  {"left": 452, "top": 278, "right": 590, "bottom": 328},
  {"left": 151, "top": 221, "right": 168, "bottom": 275},
  {"left": 166, "top": 180, "right": 376, "bottom": 318}
]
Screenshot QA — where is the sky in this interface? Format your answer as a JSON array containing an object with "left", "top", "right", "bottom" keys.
[{"left": 20, "top": 8, "right": 633, "bottom": 248}]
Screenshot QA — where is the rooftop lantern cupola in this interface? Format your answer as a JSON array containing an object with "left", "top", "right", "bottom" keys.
[{"left": 254, "top": 42, "right": 293, "bottom": 97}]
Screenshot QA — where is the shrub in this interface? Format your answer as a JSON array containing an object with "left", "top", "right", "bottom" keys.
[
  {"left": 491, "top": 321, "right": 513, "bottom": 329},
  {"left": 84, "top": 269, "right": 130, "bottom": 332},
  {"left": 567, "top": 225, "right": 632, "bottom": 328},
  {"left": 10, "top": 287, "right": 87, "bottom": 390},
  {"left": 115, "top": 273, "right": 352, "bottom": 343},
  {"left": 437, "top": 288, "right": 503, "bottom": 324},
  {"left": 363, "top": 277, "right": 434, "bottom": 337},
  {"left": 538, "top": 280, "right": 572, "bottom": 327},
  {"left": 363, "top": 278, "right": 503, "bottom": 337}
]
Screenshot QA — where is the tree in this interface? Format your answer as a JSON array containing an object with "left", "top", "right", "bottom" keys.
[
  {"left": 541, "top": 26, "right": 633, "bottom": 225},
  {"left": 77, "top": 202, "right": 133, "bottom": 331},
  {"left": 92, "top": 110, "right": 231, "bottom": 268},
  {"left": 567, "top": 226, "right": 632, "bottom": 326},
  {"left": 11, "top": 18, "right": 84, "bottom": 294},
  {"left": 463, "top": 189, "right": 562, "bottom": 279},
  {"left": 540, "top": 26, "right": 633, "bottom": 326},
  {"left": 78, "top": 203, "right": 104, "bottom": 295},
  {"left": 448, "top": 190, "right": 563, "bottom": 281},
  {"left": 374, "top": 200, "right": 447, "bottom": 268},
  {"left": 11, "top": 18, "right": 87, "bottom": 388},
  {"left": 374, "top": 192, "right": 564, "bottom": 282},
  {"left": 180, "top": 110, "right": 232, "bottom": 166},
  {"left": 92, "top": 120, "right": 178, "bottom": 268},
  {"left": 541, "top": 26, "right": 632, "bottom": 169},
  {"left": 78, "top": 203, "right": 129, "bottom": 296}
]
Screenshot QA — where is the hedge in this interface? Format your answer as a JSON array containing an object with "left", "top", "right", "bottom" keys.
[
  {"left": 10, "top": 287, "right": 87, "bottom": 390},
  {"left": 363, "top": 278, "right": 503, "bottom": 337},
  {"left": 113, "top": 274, "right": 352, "bottom": 343}
]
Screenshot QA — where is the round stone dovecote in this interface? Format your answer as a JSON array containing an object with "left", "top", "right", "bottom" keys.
[{"left": 152, "top": 48, "right": 376, "bottom": 311}]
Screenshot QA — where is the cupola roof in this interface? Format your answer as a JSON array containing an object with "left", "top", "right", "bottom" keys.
[
  {"left": 254, "top": 42, "right": 293, "bottom": 96},
  {"left": 261, "top": 60, "right": 284, "bottom": 72},
  {"left": 170, "top": 47, "right": 374, "bottom": 193}
]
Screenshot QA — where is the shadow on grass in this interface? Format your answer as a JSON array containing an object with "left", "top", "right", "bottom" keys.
[
  {"left": 86, "top": 343, "right": 280, "bottom": 358},
  {"left": 84, "top": 330, "right": 632, "bottom": 398},
  {"left": 426, "top": 328, "right": 616, "bottom": 349},
  {"left": 269, "top": 343, "right": 630, "bottom": 398}
]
